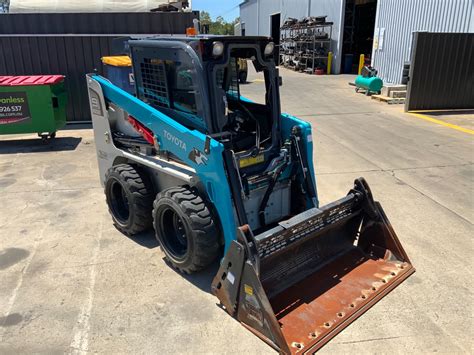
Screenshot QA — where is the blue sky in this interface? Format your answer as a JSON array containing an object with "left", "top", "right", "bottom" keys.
[{"left": 193, "top": 0, "right": 241, "bottom": 22}]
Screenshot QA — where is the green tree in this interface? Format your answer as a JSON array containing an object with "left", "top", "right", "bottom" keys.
[
  {"left": 199, "top": 10, "right": 237, "bottom": 35},
  {"left": 200, "top": 10, "right": 212, "bottom": 23}
]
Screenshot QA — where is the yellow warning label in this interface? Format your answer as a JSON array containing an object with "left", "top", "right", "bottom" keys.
[
  {"left": 244, "top": 284, "right": 254, "bottom": 296},
  {"left": 239, "top": 154, "right": 264, "bottom": 168}
]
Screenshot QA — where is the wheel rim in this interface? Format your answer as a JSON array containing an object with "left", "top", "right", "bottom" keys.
[
  {"left": 160, "top": 207, "right": 188, "bottom": 260},
  {"left": 109, "top": 179, "right": 130, "bottom": 224}
]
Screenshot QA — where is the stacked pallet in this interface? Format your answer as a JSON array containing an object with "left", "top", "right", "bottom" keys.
[{"left": 372, "top": 84, "right": 407, "bottom": 104}]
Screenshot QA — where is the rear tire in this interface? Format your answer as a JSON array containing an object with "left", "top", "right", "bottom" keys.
[
  {"left": 105, "top": 164, "right": 154, "bottom": 235},
  {"left": 239, "top": 70, "right": 247, "bottom": 84},
  {"left": 153, "top": 186, "right": 220, "bottom": 273}
]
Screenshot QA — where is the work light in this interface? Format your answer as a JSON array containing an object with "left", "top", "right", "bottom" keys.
[
  {"left": 264, "top": 42, "right": 275, "bottom": 56},
  {"left": 212, "top": 41, "right": 224, "bottom": 57}
]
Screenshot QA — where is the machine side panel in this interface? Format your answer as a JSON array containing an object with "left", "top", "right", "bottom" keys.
[
  {"left": 87, "top": 76, "right": 123, "bottom": 186},
  {"left": 86, "top": 76, "right": 194, "bottom": 189},
  {"left": 91, "top": 74, "right": 238, "bottom": 251}
]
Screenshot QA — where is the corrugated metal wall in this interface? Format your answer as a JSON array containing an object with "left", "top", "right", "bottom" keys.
[
  {"left": 372, "top": 0, "right": 474, "bottom": 84},
  {"left": 239, "top": 0, "right": 345, "bottom": 73},
  {"left": 0, "top": 12, "right": 198, "bottom": 34},
  {"left": 0, "top": 35, "right": 116, "bottom": 123},
  {"left": 241, "top": 0, "right": 310, "bottom": 36},
  {"left": 405, "top": 32, "right": 474, "bottom": 111},
  {"left": 257, "top": 0, "right": 282, "bottom": 36},
  {"left": 281, "top": 0, "right": 310, "bottom": 21},
  {"left": 240, "top": 0, "right": 260, "bottom": 36},
  {"left": 0, "top": 12, "right": 198, "bottom": 122}
]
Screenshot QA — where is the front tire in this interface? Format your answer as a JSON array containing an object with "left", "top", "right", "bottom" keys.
[
  {"left": 153, "top": 186, "right": 220, "bottom": 273},
  {"left": 105, "top": 164, "right": 154, "bottom": 235}
]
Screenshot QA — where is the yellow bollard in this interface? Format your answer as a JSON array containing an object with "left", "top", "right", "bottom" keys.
[
  {"left": 327, "top": 52, "right": 333, "bottom": 75},
  {"left": 358, "top": 54, "right": 365, "bottom": 75}
]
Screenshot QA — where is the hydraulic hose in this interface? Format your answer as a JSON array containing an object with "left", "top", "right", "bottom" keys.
[{"left": 258, "top": 161, "right": 288, "bottom": 227}]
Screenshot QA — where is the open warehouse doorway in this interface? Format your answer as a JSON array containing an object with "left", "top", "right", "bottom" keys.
[{"left": 342, "top": 0, "right": 377, "bottom": 74}]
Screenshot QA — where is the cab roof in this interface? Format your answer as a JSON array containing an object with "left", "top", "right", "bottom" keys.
[{"left": 131, "top": 34, "right": 272, "bottom": 44}]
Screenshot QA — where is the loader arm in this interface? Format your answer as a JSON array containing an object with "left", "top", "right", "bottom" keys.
[
  {"left": 88, "top": 74, "right": 237, "bottom": 251},
  {"left": 280, "top": 113, "right": 318, "bottom": 207}
]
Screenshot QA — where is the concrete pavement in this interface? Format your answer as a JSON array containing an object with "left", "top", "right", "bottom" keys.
[
  {"left": 0, "top": 67, "right": 472, "bottom": 354},
  {"left": 275, "top": 70, "right": 473, "bottom": 353}
]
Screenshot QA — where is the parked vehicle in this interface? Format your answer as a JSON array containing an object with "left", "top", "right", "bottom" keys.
[{"left": 87, "top": 35, "right": 414, "bottom": 354}]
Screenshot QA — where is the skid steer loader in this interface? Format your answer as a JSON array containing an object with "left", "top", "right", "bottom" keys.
[{"left": 87, "top": 35, "right": 414, "bottom": 353}]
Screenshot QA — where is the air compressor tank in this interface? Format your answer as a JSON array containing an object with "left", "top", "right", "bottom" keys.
[{"left": 355, "top": 75, "right": 383, "bottom": 95}]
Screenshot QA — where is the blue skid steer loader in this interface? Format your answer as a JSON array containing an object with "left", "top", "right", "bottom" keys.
[{"left": 87, "top": 35, "right": 414, "bottom": 354}]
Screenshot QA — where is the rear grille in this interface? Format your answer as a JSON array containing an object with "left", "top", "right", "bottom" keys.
[{"left": 139, "top": 58, "right": 170, "bottom": 109}]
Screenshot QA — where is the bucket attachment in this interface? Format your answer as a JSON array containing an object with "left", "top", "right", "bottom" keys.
[{"left": 212, "top": 178, "right": 414, "bottom": 354}]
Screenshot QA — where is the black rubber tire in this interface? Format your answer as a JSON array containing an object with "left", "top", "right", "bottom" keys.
[
  {"left": 239, "top": 70, "right": 248, "bottom": 84},
  {"left": 153, "top": 186, "right": 220, "bottom": 274},
  {"left": 105, "top": 164, "right": 154, "bottom": 235}
]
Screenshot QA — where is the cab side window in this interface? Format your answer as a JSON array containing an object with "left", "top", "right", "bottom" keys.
[{"left": 165, "top": 60, "right": 198, "bottom": 115}]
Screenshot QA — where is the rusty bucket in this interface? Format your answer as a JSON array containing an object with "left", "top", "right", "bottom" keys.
[{"left": 212, "top": 178, "right": 414, "bottom": 354}]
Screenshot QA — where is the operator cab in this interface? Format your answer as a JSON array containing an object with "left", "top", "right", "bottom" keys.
[
  {"left": 202, "top": 38, "right": 281, "bottom": 157},
  {"left": 129, "top": 36, "right": 281, "bottom": 169},
  {"left": 128, "top": 36, "right": 289, "bottom": 230}
]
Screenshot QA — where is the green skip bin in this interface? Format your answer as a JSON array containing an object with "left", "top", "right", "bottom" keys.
[{"left": 0, "top": 75, "right": 67, "bottom": 142}]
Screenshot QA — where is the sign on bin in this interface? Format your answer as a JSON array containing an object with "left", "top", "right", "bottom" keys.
[{"left": 0, "top": 92, "right": 31, "bottom": 125}]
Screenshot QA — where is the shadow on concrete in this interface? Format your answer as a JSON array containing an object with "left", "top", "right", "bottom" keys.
[
  {"left": 63, "top": 123, "right": 93, "bottom": 130},
  {"left": 125, "top": 230, "right": 159, "bottom": 249},
  {"left": 124, "top": 228, "right": 217, "bottom": 293},
  {"left": 0, "top": 137, "right": 82, "bottom": 154},
  {"left": 0, "top": 247, "right": 30, "bottom": 270},
  {"left": 426, "top": 109, "right": 474, "bottom": 117},
  {"left": 164, "top": 257, "right": 220, "bottom": 294},
  {"left": 0, "top": 313, "right": 23, "bottom": 327},
  {"left": 125, "top": 226, "right": 218, "bottom": 294}
]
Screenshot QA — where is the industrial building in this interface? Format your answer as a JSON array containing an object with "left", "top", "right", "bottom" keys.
[{"left": 239, "top": 0, "right": 474, "bottom": 82}]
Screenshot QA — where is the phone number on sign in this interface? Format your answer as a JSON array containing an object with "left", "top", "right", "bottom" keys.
[{"left": 0, "top": 105, "right": 22, "bottom": 113}]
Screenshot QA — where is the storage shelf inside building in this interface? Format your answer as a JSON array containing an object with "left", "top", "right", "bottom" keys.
[{"left": 280, "top": 19, "right": 333, "bottom": 74}]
